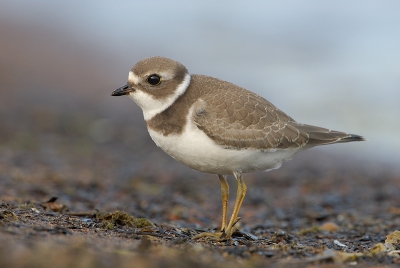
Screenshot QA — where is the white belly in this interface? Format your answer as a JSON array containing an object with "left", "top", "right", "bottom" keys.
[{"left": 147, "top": 123, "right": 302, "bottom": 175}]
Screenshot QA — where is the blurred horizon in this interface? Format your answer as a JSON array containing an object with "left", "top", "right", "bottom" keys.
[{"left": 1, "top": 1, "right": 399, "bottom": 172}]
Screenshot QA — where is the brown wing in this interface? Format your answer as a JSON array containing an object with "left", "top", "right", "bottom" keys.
[
  {"left": 191, "top": 76, "right": 364, "bottom": 150},
  {"left": 192, "top": 77, "right": 309, "bottom": 150}
]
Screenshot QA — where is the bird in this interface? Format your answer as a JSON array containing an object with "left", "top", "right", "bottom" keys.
[{"left": 112, "top": 56, "right": 365, "bottom": 239}]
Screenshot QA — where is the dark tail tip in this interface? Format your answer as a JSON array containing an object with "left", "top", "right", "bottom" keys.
[{"left": 342, "top": 134, "right": 366, "bottom": 142}]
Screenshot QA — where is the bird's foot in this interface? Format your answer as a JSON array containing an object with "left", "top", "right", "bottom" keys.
[
  {"left": 192, "top": 229, "right": 235, "bottom": 241},
  {"left": 192, "top": 218, "right": 240, "bottom": 241},
  {"left": 192, "top": 231, "right": 226, "bottom": 241}
]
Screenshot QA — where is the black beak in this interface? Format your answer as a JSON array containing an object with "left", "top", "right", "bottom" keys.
[{"left": 112, "top": 83, "right": 134, "bottom": 96}]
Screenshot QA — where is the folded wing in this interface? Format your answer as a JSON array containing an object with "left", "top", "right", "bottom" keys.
[{"left": 193, "top": 82, "right": 364, "bottom": 151}]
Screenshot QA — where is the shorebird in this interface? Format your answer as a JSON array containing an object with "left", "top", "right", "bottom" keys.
[{"left": 112, "top": 56, "right": 364, "bottom": 239}]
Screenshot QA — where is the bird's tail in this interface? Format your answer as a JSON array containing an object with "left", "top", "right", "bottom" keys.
[{"left": 290, "top": 123, "right": 365, "bottom": 146}]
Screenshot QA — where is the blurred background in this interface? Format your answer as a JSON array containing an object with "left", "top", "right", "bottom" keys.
[{"left": 1, "top": 1, "right": 399, "bottom": 217}]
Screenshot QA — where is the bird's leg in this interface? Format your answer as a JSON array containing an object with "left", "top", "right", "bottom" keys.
[
  {"left": 222, "top": 171, "right": 247, "bottom": 238},
  {"left": 193, "top": 171, "right": 247, "bottom": 241},
  {"left": 192, "top": 175, "right": 230, "bottom": 240},
  {"left": 218, "top": 174, "right": 229, "bottom": 231}
]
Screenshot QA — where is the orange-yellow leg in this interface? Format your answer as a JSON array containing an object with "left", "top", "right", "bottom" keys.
[
  {"left": 193, "top": 171, "right": 247, "bottom": 240},
  {"left": 222, "top": 171, "right": 247, "bottom": 238},
  {"left": 218, "top": 174, "right": 229, "bottom": 231}
]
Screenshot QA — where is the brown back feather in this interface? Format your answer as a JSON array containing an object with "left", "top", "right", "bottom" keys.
[{"left": 192, "top": 75, "right": 364, "bottom": 150}]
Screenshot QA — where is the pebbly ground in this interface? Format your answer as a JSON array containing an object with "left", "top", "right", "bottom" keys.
[{"left": 1, "top": 135, "right": 399, "bottom": 267}]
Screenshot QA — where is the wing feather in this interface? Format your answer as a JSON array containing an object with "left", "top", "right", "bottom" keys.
[{"left": 191, "top": 75, "right": 363, "bottom": 150}]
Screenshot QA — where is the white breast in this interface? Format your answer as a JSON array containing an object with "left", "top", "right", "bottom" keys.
[{"left": 147, "top": 107, "right": 302, "bottom": 175}]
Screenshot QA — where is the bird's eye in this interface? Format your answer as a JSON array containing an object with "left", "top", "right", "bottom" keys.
[{"left": 147, "top": 74, "right": 162, "bottom": 86}]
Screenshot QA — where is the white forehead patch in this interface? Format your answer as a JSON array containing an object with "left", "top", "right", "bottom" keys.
[{"left": 128, "top": 71, "right": 140, "bottom": 84}]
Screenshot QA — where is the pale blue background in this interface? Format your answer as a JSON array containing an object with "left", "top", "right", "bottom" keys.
[{"left": 1, "top": 1, "right": 399, "bottom": 168}]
